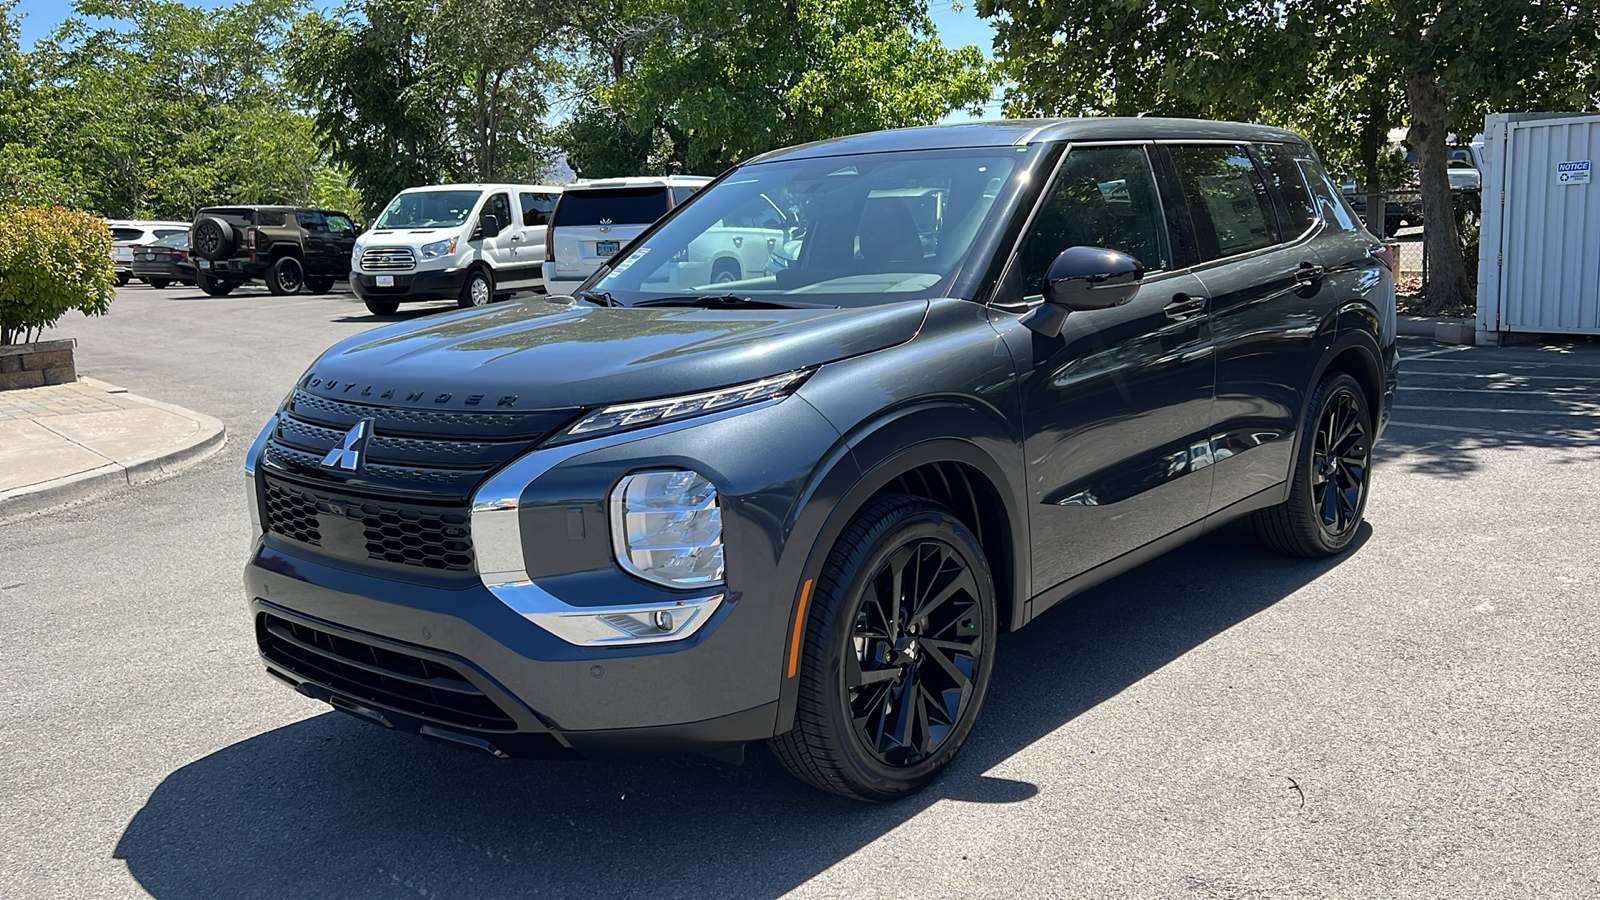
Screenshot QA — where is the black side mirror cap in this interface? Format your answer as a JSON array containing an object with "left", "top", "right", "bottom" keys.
[
  {"left": 478, "top": 214, "right": 502, "bottom": 240},
  {"left": 1022, "top": 246, "right": 1144, "bottom": 337}
]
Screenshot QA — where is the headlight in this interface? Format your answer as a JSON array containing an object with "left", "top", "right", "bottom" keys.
[
  {"left": 421, "top": 237, "right": 457, "bottom": 259},
  {"left": 610, "top": 469, "right": 723, "bottom": 588},
  {"left": 554, "top": 369, "right": 812, "bottom": 444},
  {"left": 350, "top": 245, "right": 362, "bottom": 269}
]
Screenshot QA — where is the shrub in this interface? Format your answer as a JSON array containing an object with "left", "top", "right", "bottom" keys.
[{"left": 0, "top": 205, "right": 116, "bottom": 345}]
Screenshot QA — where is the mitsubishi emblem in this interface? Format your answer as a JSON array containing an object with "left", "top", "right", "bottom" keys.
[{"left": 322, "top": 419, "right": 373, "bottom": 471}]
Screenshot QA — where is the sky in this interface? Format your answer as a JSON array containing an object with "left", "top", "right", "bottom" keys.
[{"left": 14, "top": 0, "right": 1004, "bottom": 120}]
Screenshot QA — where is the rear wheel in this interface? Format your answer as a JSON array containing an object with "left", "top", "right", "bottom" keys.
[
  {"left": 363, "top": 296, "right": 400, "bottom": 316},
  {"left": 1252, "top": 371, "right": 1373, "bottom": 557},
  {"left": 305, "top": 277, "right": 334, "bottom": 294},
  {"left": 116, "top": 272, "right": 130, "bottom": 287},
  {"left": 195, "top": 271, "right": 235, "bottom": 296},
  {"left": 149, "top": 278, "right": 171, "bottom": 289},
  {"left": 459, "top": 267, "right": 493, "bottom": 308},
  {"left": 711, "top": 260, "right": 740, "bottom": 283},
  {"left": 771, "top": 495, "right": 997, "bottom": 801},
  {"left": 267, "top": 256, "right": 304, "bottom": 295}
]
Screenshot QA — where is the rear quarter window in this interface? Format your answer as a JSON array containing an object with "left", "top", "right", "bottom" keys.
[
  {"left": 553, "top": 188, "right": 670, "bottom": 227},
  {"left": 258, "top": 211, "right": 286, "bottom": 227},
  {"left": 1255, "top": 143, "right": 1319, "bottom": 237},
  {"left": 521, "top": 191, "right": 558, "bottom": 226},
  {"left": 1168, "top": 144, "right": 1279, "bottom": 260}
]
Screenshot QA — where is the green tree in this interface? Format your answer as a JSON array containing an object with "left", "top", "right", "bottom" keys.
[
  {"left": 982, "top": 0, "right": 1600, "bottom": 312},
  {"left": 558, "top": 0, "right": 994, "bottom": 176}
]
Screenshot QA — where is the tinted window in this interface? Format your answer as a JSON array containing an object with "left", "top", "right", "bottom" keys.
[
  {"left": 202, "top": 207, "right": 257, "bottom": 224},
  {"left": 325, "top": 214, "right": 355, "bottom": 234},
  {"left": 153, "top": 229, "right": 186, "bottom": 240},
  {"left": 1255, "top": 143, "right": 1318, "bottom": 237},
  {"left": 670, "top": 186, "right": 700, "bottom": 206},
  {"left": 297, "top": 210, "right": 328, "bottom": 232},
  {"left": 486, "top": 193, "right": 512, "bottom": 230},
  {"left": 1300, "top": 161, "right": 1360, "bottom": 232},
  {"left": 258, "top": 211, "right": 286, "bottom": 226},
  {"left": 1169, "top": 145, "right": 1278, "bottom": 259},
  {"left": 553, "top": 188, "right": 670, "bottom": 227},
  {"left": 520, "top": 191, "right": 558, "bottom": 226},
  {"left": 110, "top": 228, "right": 143, "bottom": 241},
  {"left": 1008, "top": 145, "right": 1170, "bottom": 301}
]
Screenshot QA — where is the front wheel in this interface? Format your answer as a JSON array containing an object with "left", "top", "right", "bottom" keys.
[
  {"left": 305, "top": 277, "right": 334, "bottom": 294},
  {"left": 267, "top": 256, "right": 304, "bottom": 295},
  {"left": 771, "top": 495, "right": 997, "bottom": 801},
  {"left": 363, "top": 297, "right": 399, "bottom": 316},
  {"left": 149, "top": 278, "right": 171, "bottom": 289},
  {"left": 1252, "top": 371, "right": 1373, "bottom": 557},
  {"left": 458, "top": 268, "right": 493, "bottom": 308}
]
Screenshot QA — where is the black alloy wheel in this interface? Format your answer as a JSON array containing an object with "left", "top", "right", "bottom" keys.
[
  {"left": 1253, "top": 371, "right": 1373, "bottom": 557},
  {"left": 772, "top": 495, "right": 996, "bottom": 800},
  {"left": 268, "top": 256, "right": 304, "bottom": 295},
  {"left": 195, "top": 271, "right": 234, "bottom": 296}
]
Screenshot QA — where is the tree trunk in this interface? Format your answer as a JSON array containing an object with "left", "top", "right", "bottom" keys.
[
  {"left": 1359, "top": 105, "right": 1387, "bottom": 237},
  {"left": 1406, "top": 74, "right": 1473, "bottom": 313}
]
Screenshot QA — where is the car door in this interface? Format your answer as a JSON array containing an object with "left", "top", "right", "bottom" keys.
[
  {"left": 477, "top": 191, "right": 524, "bottom": 288},
  {"left": 991, "top": 143, "right": 1216, "bottom": 591},
  {"left": 324, "top": 213, "right": 358, "bottom": 276},
  {"left": 296, "top": 211, "right": 334, "bottom": 276},
  {"left": 519, "top": 190, "right": 559, "bottom": 269},
  {"left": 1160, "top": 142, "right": 1330, "bottom": 513}
]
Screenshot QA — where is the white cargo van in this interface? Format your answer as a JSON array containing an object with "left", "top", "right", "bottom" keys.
[
  {"left": 350, "top": 183, "right": 562, "bottom": 315},
  {"left": 541, "top": 176, "right": 712, "bottom": 296}
]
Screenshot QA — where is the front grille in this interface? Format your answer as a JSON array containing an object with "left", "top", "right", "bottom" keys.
[
  {"left": 258, "top": 613, "right": 517, "bottom": 731},
  {"left": 289, "top": 390, "right": 538, "bottom": 431},
  {"left": 362, "top": 247, "right": 416, "bottom": 271},
  {"left": 261, "top": 476, "right": 474, "bottom": 572}
]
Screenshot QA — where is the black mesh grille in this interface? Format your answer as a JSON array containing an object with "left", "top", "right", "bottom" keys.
[
  {"left": 258, "top": 613, "right": 517, "bottom": 731},
  {"left": 261, "top": 476, "right": 474, "bottom": 572}
]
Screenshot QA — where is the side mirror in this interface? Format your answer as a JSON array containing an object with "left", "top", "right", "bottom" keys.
[
  {"left": 477, "top": 214, "right": 501, "bottom": 240},
  {"left": 1022, "top": 246, "right": 1144, "bottom": 338}
]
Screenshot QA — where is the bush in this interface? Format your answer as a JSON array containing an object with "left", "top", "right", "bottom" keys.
[{"left": 0, "top": 205, "right": 116, "bottom": 345}]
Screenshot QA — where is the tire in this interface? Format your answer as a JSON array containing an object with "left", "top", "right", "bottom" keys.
[
  {"left": 1252, "top": 371, "right": 1374, "bottom": 558},
  {"left": 149, "top": 279, "right": 171, "bottom": 289},
  {"left": 458, "top": 267, "right": 493, "bottom": 308},
  {"left": 305, "top": 277, "right": 335, "bottom": 294},
  {"left": 196, "top": 271, "right": 235, "bottom": 296},
  {"left": 191, "top": 217, "right": 235, "bottom": 261},
  {"left": 267, "top": 256, "right": 304, "bottom": 295},
  {"left": 363, "top": 297, "right": 400, "bottom": 316},
  {"left": 116, "top": 272, "right": 130, "bottom": 287},
  {"left": 711, "top": 260, "right": 740, "bottom": 283},
  {"left": 770, "top": 495, "right": 997, "bottom": 801}
]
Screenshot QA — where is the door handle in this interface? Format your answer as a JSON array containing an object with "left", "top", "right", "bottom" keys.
[
  {"left": 510, "top": 235, "right": 522, "bottom": 243},
  {"left": 1295, "top": 261, "right": 1324, "bottom": 283},
  {"left": 1163, "top": 293, "right": 1208, "bottom": 321}
]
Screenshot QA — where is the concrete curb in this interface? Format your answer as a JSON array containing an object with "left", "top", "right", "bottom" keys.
[
  {"left": 1398, "top": 315, "right": 1475, "bottom": 344},
  {"left": 0, "top": 379, "right": 227, "bottom": 522}
]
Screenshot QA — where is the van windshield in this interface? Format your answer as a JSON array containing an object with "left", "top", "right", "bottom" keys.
[
  {"left": 591, "top": 148, "right": 1023, "bottom": 307},
  {"left": 375, "top": 190, "right": 483, "bottom": 229}
]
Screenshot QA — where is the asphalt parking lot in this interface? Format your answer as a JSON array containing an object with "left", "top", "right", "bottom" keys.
[{"left": 2, "top": 282, "right": 1597, "bottom": 898}]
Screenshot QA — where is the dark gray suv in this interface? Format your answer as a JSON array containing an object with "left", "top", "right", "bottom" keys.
[{"left": 242, "top": 118, "right": 1398, "bottom": 800}]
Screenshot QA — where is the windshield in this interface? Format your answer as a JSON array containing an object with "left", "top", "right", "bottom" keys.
[
  {"left": 591, "top": 148, "right": 1020, "bottom": 306},
  {"left": 374, "top": 190, "right": 483, "bottom": 230}
]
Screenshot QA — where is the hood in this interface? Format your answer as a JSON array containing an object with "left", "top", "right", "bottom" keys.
[{"left": 299, "top": 300, "right": 929, "bottom": 411}]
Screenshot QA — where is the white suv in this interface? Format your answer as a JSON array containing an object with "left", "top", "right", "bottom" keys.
[
  {"left": 542, "top": 176, "right": 712, "bottom": 295},
  {"left": 106, "top": 219, "right": 190, "bottom": 286},
  {"left": 350, "top": 183, "right": 563, "bottom": 315}
]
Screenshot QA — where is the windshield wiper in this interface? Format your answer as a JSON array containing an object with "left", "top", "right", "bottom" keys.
[
  {"left": 576, "top": 289, "right": 623, "bottom": 307},
  {"left": 631, "top": 294, "right": 835, "bottom": 310}
]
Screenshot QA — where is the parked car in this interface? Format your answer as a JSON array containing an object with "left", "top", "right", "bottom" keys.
[
  {"left": 128, "top": 232, "right": 195, "bottom": 289},
  {"left": 1343, "top": 143, "right": 1485, "bottom": 235},
  {"left": 542, "top": 176, "right": 712, "bottom": 295},
  {"left": 188, "top": 206, "right": 359, "bottom": 297},
  {"left": 106, "top": 220, "right": 190, "bottom": 286},
  {"left": 243, "top": 118, "right": 1397, "bottom": 800},
  {"left": 349, "top": 184, "right": 562, "bottom": 316},
  {"left": 1341, "top": 180, "right": 1421, "bottom": 237}
]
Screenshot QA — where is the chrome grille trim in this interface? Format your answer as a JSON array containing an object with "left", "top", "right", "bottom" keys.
[{"left": 361, "top": 247, "right": 416, "bottom": 271}]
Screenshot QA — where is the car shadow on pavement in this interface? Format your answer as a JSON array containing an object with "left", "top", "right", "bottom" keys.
[{"left": 115, "top": 522, "right": 1368, "bottom": 900}]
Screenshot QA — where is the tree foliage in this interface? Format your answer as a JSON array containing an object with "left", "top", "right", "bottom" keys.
[
  {"left": 982, "top": 0, "right": 1600, "bottom": 311},
  {"left": 0, "top": 205, "right": 116, "bottom": 345},
  {"left": 558, "top": 0, "right": 994, "bottom": 176}
]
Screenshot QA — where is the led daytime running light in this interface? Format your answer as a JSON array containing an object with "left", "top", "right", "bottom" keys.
[{"left": 560, "top": 369, "right": 812, "bottom": 442}]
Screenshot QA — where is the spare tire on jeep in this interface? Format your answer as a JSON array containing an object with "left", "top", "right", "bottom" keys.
[{"left": 191, "top": 216, "right": 236, "bottom": 261}]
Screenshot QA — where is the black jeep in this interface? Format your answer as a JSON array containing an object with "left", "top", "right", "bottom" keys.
[{"left": 189, "top": 206, "right": 359, "bottom": 296}]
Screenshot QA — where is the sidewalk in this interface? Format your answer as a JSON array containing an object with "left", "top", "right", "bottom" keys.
[{"left": 0, "top": 378, "right": 225, "bottom": 520}]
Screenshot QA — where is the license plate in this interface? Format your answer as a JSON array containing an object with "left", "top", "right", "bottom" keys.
[
  {"left": 196, "top": 259, "right": 210, "bottom": 268},
  {"left": 375, "top": 274, "right": 394, "bottom": 287},
  {"left": 596, "top": 240, "right": 620, "bottom": 256}
]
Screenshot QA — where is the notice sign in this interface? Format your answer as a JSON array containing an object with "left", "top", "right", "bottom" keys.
[{"left": 1556, "top": 160, "right": 1591, "bottom": 185}]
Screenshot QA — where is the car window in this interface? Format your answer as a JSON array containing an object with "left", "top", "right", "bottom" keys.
[
  {"left": 1168, "top": 144, "right": 1279, "bottom": 260},
  {"left": 1254, "top": 143, "right": 1318, "bottom": 237},
  {"left": 297, "top": 210, "right": 328, "bottom": 232},
  {"left": 717, "top": 193, "right": 788, "bottom": 230},
  {"left": 486, "top": 192, "right": 512, "bottom": 229},
  {"left": 153, "top": 232, "right": 188, "bottom": 248},
  {"left": 1299, "top": 161, "right": 1361, "bottom": 232},
  {"left": 325, "top": 214, "right": 355, "bottom": 234},
  {"left": 110, "top": 228, "right": 143, "bottom": 242},
  {"left": 1006, "top": 145, "right": 1170, "bottom": 302},
  {"left": 375, "top": 190, "right": 483, "bottom": 229},
  {"left": 258, "top": 211, "right": 286, "bottom": 226},
  {"left": 553, "top": 188, "right": 670, "bottom": 227},
  {"left": 670, "top": 186, "right": 700, "bottom": 206},
  {"left": 520, "top": 191, "right": 558, "bottom": 226}
]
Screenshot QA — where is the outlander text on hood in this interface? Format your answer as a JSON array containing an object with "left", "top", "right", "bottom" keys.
[{"left": 242, "top": 118, "right": 1398, "bottom": 800}]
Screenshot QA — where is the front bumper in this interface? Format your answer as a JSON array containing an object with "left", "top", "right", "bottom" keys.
[{"left": 350, "top": 268, "right": 467, "bottom": 303}]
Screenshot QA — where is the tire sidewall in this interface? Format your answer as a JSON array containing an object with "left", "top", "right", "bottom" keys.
[
  {"left": 1297, "top": 372, "right": 1373, "bottom": 553},
  {"left": 813, "top": 507, "right": 997, "bottom": 797},
  {"left": 269, "top": 256, "right": 304, "bottom": 295},
  {"left": 461, "top": 268, "right": 493, "bottom": 307}
]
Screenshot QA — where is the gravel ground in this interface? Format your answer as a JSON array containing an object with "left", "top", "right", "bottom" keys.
[{"left": 2, "top": 282, "right": 1597, "bottom": 899}]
